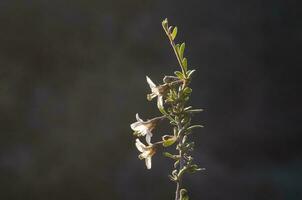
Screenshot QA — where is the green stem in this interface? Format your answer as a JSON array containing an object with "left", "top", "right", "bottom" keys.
[
  {"left": 163, "top": 27, "right": 187, "bottom": 78},
  {"left": 175, "top": 181, "right": 181, "bottom": 200},
  {"left": 175, "top": 120, "right": 185, "bottom": 200}
]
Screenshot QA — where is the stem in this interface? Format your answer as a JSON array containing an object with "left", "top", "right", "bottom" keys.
[
  {"left": 175, "top": 154, "right": 184, "bottom": 200},
  {"left": 161, "top": 19, "right": 195, "bottom": 200},
  {"left": 175, "top": 121, "right": 184, "bottom": 200},
  {"left": 170, "top": 39, "right": 186, "bottom": 76},
  {"left": 175, "top": 181, "right": 180, "bottom": 200},
  {"left": 163, "top": 28, "right": 187, "bottom": 78}
]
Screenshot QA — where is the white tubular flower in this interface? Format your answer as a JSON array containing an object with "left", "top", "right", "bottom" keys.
[
  {"left": 130, "top": 114, "right": 164, "bottom": 144},
  {"left": 135, "top": 139, "right": 156, "bottom": 169},
  {"left": 146, "top": 76, "right": 169, "bottom": 108}
]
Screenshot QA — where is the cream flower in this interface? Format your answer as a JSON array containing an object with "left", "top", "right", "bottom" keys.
[
  {"left": 135, "top": 139, "right": 156, "bottom": 169},
  {"left": 146, "top": 76, "right": 169, "bottom": 108},
  {"left": 130, "top": 114, "right": 164, "bottom": 144}
]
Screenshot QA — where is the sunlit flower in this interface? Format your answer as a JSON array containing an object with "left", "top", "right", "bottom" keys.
[
  {"left": 146, "top": 76, "right": 169, "bottom": 108},
  {"left": 135, "top": 139, "right": 156, "bottom": 169},
  {"left": 130, "top": 114, "right": 164, "bottom": 144}
]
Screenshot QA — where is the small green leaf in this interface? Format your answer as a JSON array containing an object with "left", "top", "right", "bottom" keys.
[
  {"left": 187, "top": 69, "right": 196, "bottom": 77},
  {"left": 184, "top": 87, "right": 192, "bottom": 94},
  {"left": 175, "top": 44, "right": 180, "bottom": 52},
  {"left": 170, "top": 120, "right": 177, "bottom": 125},
  {"left": 186, "top": 109, "right": 204, "bottom": 113},
  {"left": 162, "top": 135, "right": 177, "bottom": 147},
  {"left": 163, "top": 152, "right": 173, "bottom": 158},
  {"left": 163, "top": 138, "right": 176, "bottom": 147},
  {"left": 181, "top": 116, "right": 189, "bottom": 124},
  {"left": 174, "top": 160, "right": 180, "bottom": 168},
  {"left": 157, "top": 104, "right": 170, "bottom": 121},
  {"left": 180, "top": 189, "right": 189, "bottom": 200},
  {"left": 182, "top": 135, "right": 187, "bottom": 143},
  {"left": 187, "top": 164, "right": 205, "bottom": 174},
  {"left": 179, "top": 42, "right": 185, "bottom": 59},
  {"left": 168, "top": 174, "right": 177, "bottom": 182},
  {"left": 162, "top": 18, "right": 168, "bottom": 30},
  {"left": 163, "top": 75, "right": 178, "bottom": 83},
  {"left": 182, "top": 57, "right": 188, "bottom": 71},
  {"left": 187, "top": 125, "right": 204, "bottom": 132},
  {"left": 184, "top": 106, "right": 192, "bottom": 111},
  {"left": 177, "top": 166, "right": 188, "bottom": 178},
  {"left": 174, "top": 71, "right": 184, "bottom": 79},
  {"left": 171, "top": 26, "right": 178, "bottom": 40},
  {"left": 163, "top": 152, "right": 179, "bottom": 160}
]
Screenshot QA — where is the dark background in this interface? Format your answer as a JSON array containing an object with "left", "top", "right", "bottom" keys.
[{"left": 0, "top": 0, "right": 301, "bottom": 199}]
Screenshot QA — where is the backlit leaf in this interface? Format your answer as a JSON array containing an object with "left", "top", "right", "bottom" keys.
[{"left": 171, "top": 26, "right": 178, "bottom": 40}]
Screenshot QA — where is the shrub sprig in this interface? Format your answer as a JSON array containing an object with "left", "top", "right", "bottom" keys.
[{"left": 130, "top": 18, "right": 204, "bottom": 200}]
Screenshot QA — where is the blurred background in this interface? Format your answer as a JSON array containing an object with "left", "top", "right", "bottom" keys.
[{"left": 0, "top": 0, "right": 301, "bottom": 199}]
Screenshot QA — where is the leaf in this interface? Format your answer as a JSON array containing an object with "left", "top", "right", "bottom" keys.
[
  {"left": 187, "top": 125, "right": 204, "bottom": 132},
  {"left": 180, "top": 189, "right": 189, "bottom": 200},
  {"left": 182, "top": 57, "right": 188, "bottom": 71},
  {"left": 174, "top": 160, "right": 180, "bottom": 168},
  {"left": 170, "top": 120, "right": 177, "bottom": 125},
  {"left": 184, "top": 106, "right": 192, "bottom": 111},
  {"left": 163, "top": 75, "right": 178, "bottom": 83},
  {"left": 183, "top": 87, "right": 192, "bottom": 94},
  {"left": 187, "top": 69, "right": 196, "bottom": 77},
  {"left": 174, "top": 71, "right": 184, "bottom": 79},
  {"left": 157, "top": 104, "right": 174, "bottom": 123},
  {"left": 175, "top": 44, "right": 180, "bottom": 52},
  {"left": 162, "top": 18, "right": 168, "bottom": 30},
  {"left": 162, "top": 135, "right": 177, "bottom": 147},
  {"left": 171, "top": 26, "right": 178, "bottom": 40},
  {"left": 186, "top": 109, "right": 204, "bottom": 113},
  {"left": 168, "top": 174, "right": 177, "bottom": 182},
  {"left": 187, "top": 164, "right": 205, "bottom": 174},
  {"left": 163, "top": 152, "right": 173, "bottom": 158},
  {"left": 182, "top": 135, "right": 187, "bottom": 143},
  {"left": 179, "top": 42, "right": 185, "bottom": 59},
  {"left": 163, "top": 152, "right": 179, "bottom": 160},
  {"left": 163, "top": 138, "right": 177, "bottom": 147}
]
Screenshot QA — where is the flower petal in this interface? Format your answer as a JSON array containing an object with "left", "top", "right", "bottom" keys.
[
  {"left": 130, "top": 122, "right": 140, "bottom": 130},
  {"left": 135, "top": 113, "right": 143, "bottom": 122},
  {"left": 146, "top": 76, "right": 156, "bottom": 89},
  {"left": 145, "top": 156, "right": 152, "bottom": 169},
  {"left": 135, "top": 139, "right": 146, "bottom": 152},
  {"left": 131, "top": 123, "right": 148, "bottom": 135},
  {"left": 138, "top": 126, "right": 148, "bottom": 134},
  {"left": 151, "top": 87, "right": 160, "bottom": 96},
  {"left": 145, "top": 131, "right": 153, "bottom": 145},
  {"left": 140, "top": 151, "right": 150, "bottom": 159},
  {"left": 157, "top": 95, "right": 164, "bottom": 109}
]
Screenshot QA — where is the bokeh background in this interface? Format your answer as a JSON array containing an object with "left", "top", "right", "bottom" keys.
[{"left": 0, "top": 0, "right": 301, "bottom": 199}]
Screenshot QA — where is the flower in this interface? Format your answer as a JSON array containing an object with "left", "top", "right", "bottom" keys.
[
  {"left": 135, "top": 139, "right": 156, "bottom": 169},
  {"left": 146, "top": 76, "right": 169, "bottom": 108},
  {"left": 130, "top": 114, "right": 164, "bottom": 144}
]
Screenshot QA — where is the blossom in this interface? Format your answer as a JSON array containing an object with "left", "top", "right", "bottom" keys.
[
  {"left": 130, "top": 114, "right": 164, "bottom": 144},
  {"left": 146, "top": 76, "right": 169, "bottom": 108},
  {"left": 135, "top": 139, "right": 156, "bottom": 169}
]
